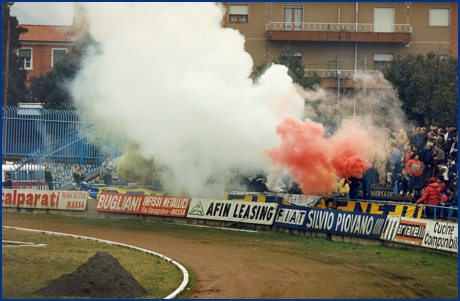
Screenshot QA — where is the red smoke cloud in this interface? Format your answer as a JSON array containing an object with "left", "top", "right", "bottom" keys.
[{"left": 265, "top": 117, "right": 372, "bottom": 195}]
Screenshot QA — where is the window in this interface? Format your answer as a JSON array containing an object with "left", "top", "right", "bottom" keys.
[
  {"left": 18, "top": 48, "right": 32, "bottom": 70},
  {"left": 373, "top": 53, "right": 394, "bottom": 71},
  {"left": 284, "top": 5, "right": 303, "bottom": 31},
  {"left": 51, "top": 48, "right": 68, "bottom": 67},
  {"left": 229, "top": 4, "right": 249, "bottom": 23},
  {"left": 429, "top": 7, "right": 450, "bottom": 26},
  {"left": 374, "top": 7, "right": 395, "bottom": 32}
]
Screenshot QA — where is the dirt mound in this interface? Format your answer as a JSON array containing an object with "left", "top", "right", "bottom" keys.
[{"left": 35, "top": 250, "right": 149, "bottom": 298}]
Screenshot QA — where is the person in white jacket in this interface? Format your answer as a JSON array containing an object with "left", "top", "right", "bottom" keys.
[{"left": 100, "top": 156, "right": 115, "bottom": 185}]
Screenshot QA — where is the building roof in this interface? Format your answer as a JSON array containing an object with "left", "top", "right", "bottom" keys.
[{"left": 18, "top": 25, "right": 76, "bottom": 42}]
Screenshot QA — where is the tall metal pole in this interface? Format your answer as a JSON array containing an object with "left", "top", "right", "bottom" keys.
[
  {"left": 3, "top": 19, "right": 11, "bottom": 109},
  {"left": 362, "top": 56, "right": 367, "bottom": 117},
  {"left": 337, "top": 70, "right": 341, "bottom": 126}
]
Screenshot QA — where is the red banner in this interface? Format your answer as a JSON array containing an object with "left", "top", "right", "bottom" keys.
[
  {"left": 2, "top": 189, "right": 88, "bottom": 210},
  {"left": 95, "top": 192, "right": 190, "bottom": 217}
]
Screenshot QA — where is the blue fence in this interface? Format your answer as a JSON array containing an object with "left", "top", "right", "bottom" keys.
[{"left": 2, "top": 106, "right": 124, "bottom": 189}]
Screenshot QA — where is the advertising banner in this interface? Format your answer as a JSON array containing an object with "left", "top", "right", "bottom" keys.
[
  {"left": 381, "top": 216, "right": 458, "bottom": 253},
  {"left": 423, "top": 220, "right": 457, "bottom": 253},
  {"left": 380, "top": 216, "right": 426, "bottom": 245},
  {"left": 2, "top": 188, "right": 88, "bottom": 210},
  {"left": 274, "top": 205, "right": 386, "bottom": 239},
  {"left": 224, "top": 193, "right": 284, "bottom": 204},
  {"left": 95, "top": 192, "right": 190, "bottom": 217},
  {"left": 224, "top": 192, "right": 322, "bottom": 207},
  {"left": 186, "top": 198, "right": 278, "bottom": 225},
  {"left": 315, "top": 199, "right": 423, "bottom": 218},
  {"left": 81, "top": 184, "right": 167, "bottom": 200}
]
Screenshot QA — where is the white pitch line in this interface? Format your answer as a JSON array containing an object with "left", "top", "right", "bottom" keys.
[{"left": 2, "top": 226, "right": 189, "bottom": 299}]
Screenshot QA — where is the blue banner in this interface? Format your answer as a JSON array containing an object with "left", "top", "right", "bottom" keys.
[
  {"left": 274, "top": 205, "right": 387, "bottom": 239},
  {"left": 79, "top": 184, "right": 168, "bottom": 200}
]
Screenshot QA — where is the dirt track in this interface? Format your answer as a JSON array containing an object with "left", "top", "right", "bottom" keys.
[{"left": 2, "top": 214, "right": 425, "bottom": 299}]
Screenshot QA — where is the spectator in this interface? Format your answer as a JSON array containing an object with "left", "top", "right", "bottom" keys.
[
  {"left": 409, "top": 126, "right": 418, "bottom": 145},
  {"left": 432, "top": 144, "right": 446, "bottom": 178},
  {"left": 348, "top": 176, "right": 361, "bottom": 200},
  {"left": 376, "top": 150, "right": 388, "bottom": 187},
  {"left": 2, "top": 172, "right": 13, "bottom": 188},
  {"left": 409, "top": 186, "right": 423, "bottom": 204},
  {"left": 440, "top": 165, "right": 449, "bottom": 184},
  {"left": 427, "top": 131, "right": 437, "bottom": 146},
  {"left": 439, "top": 186, "right": 457, "bottom": 221},
  {"left": 437, "top": 128, "right": 445, "bottom": 140},
  {"left": 385, "top": 129, "right": 396, "bottom": 154},
  {"left": 414, "top": 127, "right": 422, "bottom": 146},
  {"left": 361, "top": 167, "right": 373, "bottom": 200},
  {"left": 251, "top": 173, "right": 269, "bottom": 192},
  {"left": 420, "top": 142, "right": 434, "bottom": 187},
  {"left": 389, "top": 143, "right": 402, "bottom": 186},
  {"left": 449, "top": 185, "right": 458, "bottom": 222},
  {"left": 406, "top": 153, "right": 423, "bottom": 196},
  {"left": 395, "top": 126, "right": 409, "bottom": 157},
  {"left": 444, "top": 125, "right": 450, "bottom": 141},
  {"left": 73, "top": 165, "right": 87, "bottom": 189},
  {"left": 406, "top": 144, "right": 420, "bottom": 164},
  {"left": 396, "top": 169, "right": 410, "bottom": 196},
  {"left": 288, "top": 182, "right": 302, "bottom": 194},
  {"left": 437, "top": 134, "right": 450, "bottom": 155},
  {"left": 416, "top": 177, "right": 441, "bottom": 219},
  {"left": 418, "top": 127, "right": 428, "bottom": 149},
  {"left": 101, "top": 156, "right": 115, "bottom": 185},
  {"left": 436, "top": 175, "right": 447, "bottom": 195},
  {"left": 446, "top": 124, "right": 457, "bottom": 151},
  {"left": 331, "top": 177, "right": 350, "bottom": 209},
  {"left": 44, "top": 166, "right": 54, "bottom": 190},
  {"left": 445, "top": 155, "right": 457, "bottom": 188},
  {"left": 448, "top": 134, "right": 458, "bottom": 161}
]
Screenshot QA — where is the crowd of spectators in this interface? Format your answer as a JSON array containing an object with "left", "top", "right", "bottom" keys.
[
  {"left": 221, "top": 124, "right": 458, "bottom": 221},
  {"left": 365, "top": 124, "right": 458, "bottom": 221}
]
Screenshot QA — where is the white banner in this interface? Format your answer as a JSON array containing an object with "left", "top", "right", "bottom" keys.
[
  {"left": 186, "top": 198, "right": 278, "bottom": 225},
  {"left": 2, "top": 189, "right": 88, "bottom": 211},
  {"left": 381, "top": 216, "right": 457, "bottom": 253},
  {"left": 422, "top": 220, "right": 458, "bottom": 253}
]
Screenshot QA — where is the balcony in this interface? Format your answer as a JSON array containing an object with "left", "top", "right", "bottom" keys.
[
  {"left": 306, "top": 69, "right": 389, "bottom": 89},
  {"left": 266, "top": 22, "right": 412, "bottom": 43}
]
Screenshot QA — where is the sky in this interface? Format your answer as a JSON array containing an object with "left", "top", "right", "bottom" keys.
[{"left": 10, "top": 2, "right": 73, "bottom": 25}]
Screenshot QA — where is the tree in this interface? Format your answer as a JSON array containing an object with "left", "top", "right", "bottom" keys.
[
  {"left": 252, "top": 45, "right": 321, "bottom": 90},
  {"left": 28, "top": 33, "right": 100, "bottom": 109},
  {"left": 2, "top": 2, "right": 28, "bottom": 107},
  {"left": 383, "top": 52, "right": 458, "bottom": 127}
]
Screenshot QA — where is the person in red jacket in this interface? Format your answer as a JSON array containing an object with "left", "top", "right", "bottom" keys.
[
  {"left": 416, "top": 177, "right": 441, "bottom": 219},
  {"left": 406, "top": 153, "right": 424, "bottom": 197},
  {"left": 436, "top": 175, "right": 447, "bottom": 195}
]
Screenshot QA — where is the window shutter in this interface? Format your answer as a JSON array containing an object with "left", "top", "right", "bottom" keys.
[
  {"left": 429, "top": 8, "right": 449, "bottom": 26},
  {"left": 18, "top": 48, "right": 31, "bottom": 59},
  {"left": 373, "top": 54, "right": 394, "bottom": 61},
  {"left": 229, "top": 4, "right": 248, "bottom": 15}
]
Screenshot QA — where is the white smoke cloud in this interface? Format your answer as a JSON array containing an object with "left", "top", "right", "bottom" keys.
[{"left": 71, "top": 3, "right": 306, "bottom": 196}]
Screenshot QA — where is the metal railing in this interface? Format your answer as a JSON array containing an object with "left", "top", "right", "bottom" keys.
[
  {"left": 265, "top": 22, "right": 412, "bottom": 33},
  {"left": 305, "top": 69, "right": 382, "bottom": 79},
  {"left": 424, "top": 204, "right": 458, "bottom": 221},
  {"left": 2, "top": 106, "right": 125, "bottom": 189}
]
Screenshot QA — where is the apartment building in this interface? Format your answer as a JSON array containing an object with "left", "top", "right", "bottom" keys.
[
  {"left": 222, "top": 2, "right": 457, "bottom": 88},
  {"left": 17, "top": 25, "right": 77, "bottom": 82}
]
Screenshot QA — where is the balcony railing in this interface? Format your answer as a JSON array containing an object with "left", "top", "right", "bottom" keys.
[
  {"left": 266, "top": 22, "right": 412, "bottom": 33},
  {"left": 308, "top": 69, "right": 382, "bottom": 79}
]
